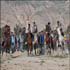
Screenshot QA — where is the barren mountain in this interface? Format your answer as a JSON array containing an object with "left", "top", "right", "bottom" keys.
[{"left": 1, "top": 0, "right": 70, "bottom": 32}]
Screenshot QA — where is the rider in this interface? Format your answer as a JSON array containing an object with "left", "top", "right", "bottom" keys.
[
  {"left": 45, "top": 22, "right": 52, "bottom": 54},
  {"left": 46, "top": 22, "right": 51, "bottom": 34},
  {"left": 32, "top": 21, "right": 39, "bottom": 55}
]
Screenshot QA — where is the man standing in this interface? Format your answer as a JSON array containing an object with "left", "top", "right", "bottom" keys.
[
  {"left": 22, "top": 27, "right": 26, "bottom": 50},
  {"left": 11, "top": 32, "right": 16, "bottom": 53},
  {"left": 18, "top": 30, "right": 23, "bottom": 52},
  {"left": 39, "top": 31, "right": 45, "bottom": 55},
  {"left": 56, "top": 21, "right": 65, "bottom": 55}
]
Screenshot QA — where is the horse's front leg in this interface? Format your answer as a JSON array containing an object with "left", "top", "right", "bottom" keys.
[
  {"left": 27, "top": 46, "right": 29, "bottom": 56},
  {"left": 27, "top": 49, "right": 29, "bottom": 56},
  {"left": 30, "top": 46, "right": 32, "bottom": 55},
  {"left": 61, "top": 42, "right": 65, "bottom": 55}
]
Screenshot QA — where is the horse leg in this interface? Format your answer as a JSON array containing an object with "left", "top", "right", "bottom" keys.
[
  {"left": 30, "top": 46, "right": 32, "bottom": 55},
  {"left": 28, "top": 51, "right": 29, "bottom": 56},
  {"left": 49, "top": 44, "right": 51, "bottom": 55},
  {"left": 34, "top": 44, "right": 36, "bottom": 55},
  {"left": 61, "top": 42, "right": 65, "bottom": 55},
  {"left": 28, "top": 45, "right": 31, "bottom": 56},
  {"left": 47, "top": 44, "right": 51, "bottom": 55},
  {"left": 27, "top": 48, "right": 29, "bottom": 56},
  {"left": 35, "top": 49, "right": 36, "bottom": 55},
  {"left": 6, "top": 48, "right": 8, "bottom": 56},
  {"left": 2, "top": 47, "right": 5, "bottom": 56},
  {"left": 28, "top": 46, "right": 29, "bottom": 56}
]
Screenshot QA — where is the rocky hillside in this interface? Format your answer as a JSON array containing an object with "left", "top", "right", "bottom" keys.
[{"left": 1, "top": 0, "right": 70, "bottom": 32}]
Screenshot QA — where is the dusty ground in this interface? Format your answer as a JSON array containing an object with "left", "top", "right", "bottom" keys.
[{"left": 1, "top": 51, "right": 70, "bottom": 70}]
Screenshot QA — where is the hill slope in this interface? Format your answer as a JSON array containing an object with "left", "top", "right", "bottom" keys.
[{"left": 1, "top": 0, "right": 70, "bottom": 31}]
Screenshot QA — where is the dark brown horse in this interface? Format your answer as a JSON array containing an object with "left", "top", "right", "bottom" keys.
[
  {"left": 46, "top": 31, "right": 58, "bottom": 55},
  {"left": 27, "top": 32, "right": 33, "bottom": 56},
  {"left": 3, "top": 25, "right": 11, "bottom": 55},
  {"left": 45, "top": 32, "right": 51, "bottom": 54}
]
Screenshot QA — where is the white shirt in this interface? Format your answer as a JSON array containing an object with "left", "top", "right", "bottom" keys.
[
  {"left": 57, "top": 27, "right": 61, "bottom": 36},
  {"left": 26, "top": 21, "right": 32, "bottom": 33}
]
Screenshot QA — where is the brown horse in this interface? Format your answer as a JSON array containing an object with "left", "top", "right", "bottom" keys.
[
  {"left": 27, "top": 32, "right": 33, "bottom": 56},
  {"left": 3, "top": 25, "right": 11, "bottom": 55},
  {"left": 45, "top": 32, "right": 51, "bottom": 54},
  {"left": 46, "top": 31, "right": 58, "bottom": 55}
]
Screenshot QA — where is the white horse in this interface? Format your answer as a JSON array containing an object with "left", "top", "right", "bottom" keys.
[{"left": 56, "top": 27, "right": 65, "bottom": 55}]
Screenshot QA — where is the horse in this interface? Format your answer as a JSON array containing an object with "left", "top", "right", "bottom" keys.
[
  {"left": 2, "top": 25, "right": 11, "bottom": 56},
  {"left": 56, "top": 27, "right": 65, "bottom": 55},
  {"left": 45, "top": 32, "right": 51, "bottom": 55},
  {"left": 53, "top": 30, "right": 58, "bottom": 50},
  {"left": 50, "top": 30, "right": 59, "bottom": 55},
  {"left": 26, "top": 32, "right": 33, "bottom": 56},
  {"left": 45, "top": 30, "right": 57, "bottom": 55}
]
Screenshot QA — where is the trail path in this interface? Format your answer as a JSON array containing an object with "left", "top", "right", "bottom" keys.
[{"left": 1, "top": 51, "right": 70, "bottom": 70}]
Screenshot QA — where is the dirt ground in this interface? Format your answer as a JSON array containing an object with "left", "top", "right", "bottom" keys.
[{"left": 1, "top": 51, "right": 70, "bottom": 70}]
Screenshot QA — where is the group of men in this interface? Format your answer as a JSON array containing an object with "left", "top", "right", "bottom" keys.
[{"left": 0, "top": 21, "right": 67, "bottom": 56}]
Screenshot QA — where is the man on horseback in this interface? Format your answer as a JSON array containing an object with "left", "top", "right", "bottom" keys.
[
  {"left": 26, "top": 31, "right": 33, "bottom": 56},
  {"left": 32, "top": 22, "right": 39, "bottom": 55},
  {"left": 46, "top": 22, "right": 51, "bottom": 34},
  {"left": 26, "top": 23, "right": 34, "bottom": 56},
  {"left": 45, "top": 22, "right": 52, "bottom": 54},
  {"left": 56, "top": 21, "right": 64, "bottom": 47},
  {"left": 56, "top": 21, "right": 65, "bottom": 55}
]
